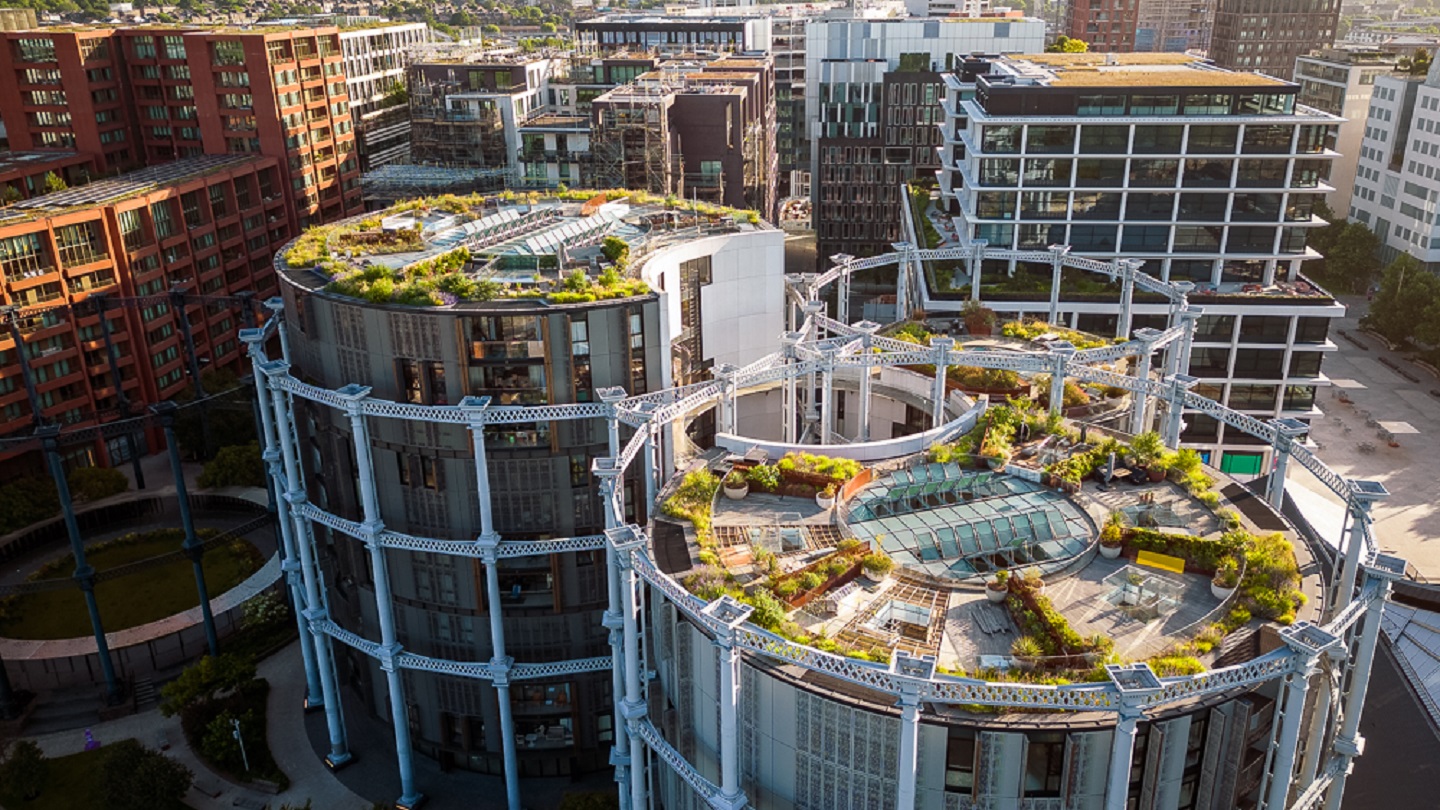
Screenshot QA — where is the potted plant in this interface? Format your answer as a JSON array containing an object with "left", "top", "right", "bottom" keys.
[
  {"left": 861, "top": 551, "right": 894, "bottom": 581},
  {"left": 1099, "top": 516, "right": 1124, "bottom": 559},
  {"left": 1128, "top": 431, "right": 1168, "bottom": 482},
  {"left": 986, "top": 569, "right": 1010, "bottom": 602},
  {"left": 1211, "top": 556, "right": 1240, "bottom": 600},
  {"left": 816, "top": 482, "right": 838, "bottom": 510},
  {"left": 722, "top": 469, "right": 749, "bottom": 500}
]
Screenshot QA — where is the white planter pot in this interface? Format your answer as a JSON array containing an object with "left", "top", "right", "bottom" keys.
[
  {"left": 815, "top": 494, "right": 836, "bottom": 510},
  {"left": 1211, "top": 581, "right": 1237, "bottom": 601},
  {"left": 723, "top": 483, "right": 748, "bottom": 500},
  {"left": 1099, "top": 543, "right": 1123, "bottom": 559},
  {"left": 985, "top": 585, "right": 1008, "bottom": 603}
]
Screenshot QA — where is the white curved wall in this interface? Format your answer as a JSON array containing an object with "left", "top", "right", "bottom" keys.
[{"left": 643, "top": 229, "right": 787, "bottom": 388}]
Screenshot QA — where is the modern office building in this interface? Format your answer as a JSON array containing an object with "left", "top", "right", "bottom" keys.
[
  {"left": 1349, "top": 56, "right": 1440, "bottom": 271},
  {"left": 806, "top": 13, "right": 1045, "bottom": 263},
  {"left": 339, "top": 21, "right": 431, "bottom": 171},
  {"left": 255, "top": 217, "right": 1397, "bottom": 810},
  {"left": 0, "top": 25, "right": 366, "bottom": 229},
  {"left": 264, "top": 193, "right": 785, "bottom": 794},
  {"left": 1135, "top": 0, "right": 1212, "bottom": 53},
  {"left": 938, "top": 53, "right": 1344, "bottom": 471},
  {"left": 1294, "top": 48, "right": 1400, "bottom": 215},
  {"left": 0, "top": 154, "right": 291, "bottom": 467},
  {"left": 1209, "top": 0, "right": 1341, "bottom": 81},
  {"left": 1065, "top": 0, "right": 1139, "bottom": 52},
  {"left": 576, "top": 14, "right": 772, "bottom": 57}
]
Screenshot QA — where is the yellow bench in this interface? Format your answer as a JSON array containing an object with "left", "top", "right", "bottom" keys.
[{"left": 1135, "top": 549, "right": 1185, "bottom": 575}]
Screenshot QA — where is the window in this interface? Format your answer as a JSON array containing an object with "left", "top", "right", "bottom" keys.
[
  {"left": 1242, "top": 125, "right": 1294, "bottom": 154},
  {"left": 1026, "top": 125, "right": 1074, "bottom": 154},
  {"left": 1295, "top": 318, "right": 1329, "bottom": 343},
  {"left": 629, "top": 310, "right": 646, "bottom": 394},
  {"left": 1232, "top": 349, "right": 1285, "bottom": 379},
  {"left": 977, "top": 192, "right": 1018, "bottom": 219},
  {"left": 1127, "top": 193, "right": 1175, "bottom": 220},
  {"left": 1183, "top": 93, "right": 1233, "bottom": 115},
  {"left": 1133, "top": 125, "right": 1183, "bottom": 154},
  {"left": 945, "top": 734, "right": 976, "bottom": 792},
  {"left": 1130, "top": 159, "right": 1180, "bottom": 187},
  {"left": 1177, "top": 194, "right": 1228, "bottom": 221},
  {"left": 1075, "top": 159, "right": 1125, "bottom": 187},
  {"left": 1289, "top": 352, "right": 1323, "bottom": 377},
  {"left": 1023, "top": 158, "right": 1072, "bottom": 187},
  {"left": 1071, "top": 191, "right": 1122, "bottom": 220},
  {"left": 1283, "top": 385, "right": 1317, "bottom": 410},
  {"left": 54, "top": 221, "right": 107, "bottom": 268},
  {"left": 1077, "top": 94, "right": 1125, "bottom": 115},
  {"left": 14, "top": 38, "right": 56, "bottom": 63},
  {"left": 150, "top": 200, "right": 177, "bottom": 239},
  {"left": 1130, "top": 95, "right": 1179, "bottom": 115},
  {"left": 213, "top": 40, "right": 245, "bottom": 66},
  {"left": 1182, "top": 159, "right": 1233, "bottom": 187},
  {"left": 1068, "top": 225, "right": 1118, "bottom": 251},
  {"left": 1236, "top": 159, "right": 1288, "bottom": 188},
  {"left": 1079, "top": 125, "right": 1128, "bottom": 153},
  {"left": 978, "top": 159, "right": 1019, "bottom": 187},
  {"left": 1169, "top": 260, "right": 1214, "bottom": 284},
  {"left": 981, "top": 125, "right": 1021, "bottom": 154},
  {"left": 1233, "top": 193, "right": 1283, "bottom": 222},
  {"left": 1122, "top": 225, "right": 1170, "bottom": 252},
  {"left": 1228, "top": 384, "right": 1277, "bottom": 410},
  {"left": 1238, "top": 315, "right": 1289, "bottom": 343},
  {"left": 1190, "top": 347, "right": 1230, "bottom": 377},
  {"left": 1188, "top": 125, "right": 1239, "bottom": 154},
  {"left": 1018, "top": 192, "right": 1066, "bottom": 219},
  {"left": 1172, "top": 226, "right": 1222, "bottom": 252},
  {"left": 1227, "top": 227, "right": 1277, "bottom": 253},
  {"left": 0, "top": 233, "right": 52, "bottom": 282}
]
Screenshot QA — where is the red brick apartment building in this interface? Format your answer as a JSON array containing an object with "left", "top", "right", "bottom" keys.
[
  {"left": 0, "top": 155, "right": 291, "bottom": 468},
  {"left": 0, "top": 24, "right": 366, "bottom": 471},
  {"left": 0, "top": 25, "right": 364, "bottom": 230}
]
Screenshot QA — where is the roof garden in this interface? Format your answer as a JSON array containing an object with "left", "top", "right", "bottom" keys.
[
  {"left": 658, "top": 400, "right": 1319, "bottom": 687},
  {"left": 278, "top": 188, "right": 766, "bottom": 308}
]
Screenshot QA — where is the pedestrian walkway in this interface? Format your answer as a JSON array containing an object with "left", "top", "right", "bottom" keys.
[{"left": 14, "top": 641, "right": 371, "bottom": 810}]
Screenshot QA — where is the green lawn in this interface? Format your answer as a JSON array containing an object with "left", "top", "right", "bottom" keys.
[
  {"left": 0, "top": 743, "right": 191, "bottom": 810},
  {"left": 0, "top": 534, "right": 264, "bottom": 640}
]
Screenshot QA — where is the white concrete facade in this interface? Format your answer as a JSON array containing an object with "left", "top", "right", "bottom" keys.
[
  {"left": 1294, "top": 50, "right": 1399, "bottom": 215},
  {"left": 339, "top": 22, "right": 431, "bottom": 170},
  {"left": 1348, "top": 60, "right": 1440, "bottom": 271}
]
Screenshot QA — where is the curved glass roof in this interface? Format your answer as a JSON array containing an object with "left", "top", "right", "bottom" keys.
[{"left": 844, "top": 464, "right": 1094, "bottom": 580}]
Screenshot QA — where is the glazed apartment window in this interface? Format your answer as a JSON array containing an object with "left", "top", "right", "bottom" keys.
[
  {"left": 13, "top": 38, "right": 56, "bottom": 63},
  {"left": 0, "top": 233, "right": 52, "bottom": 282},
  {"left": 54, "top": 221, "right": 107, "bottom": 268}
]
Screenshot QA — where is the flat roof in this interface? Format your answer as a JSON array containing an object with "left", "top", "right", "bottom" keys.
[
  {"left": 0, "top": 151, "right": 88, "bottom": 175},
  {"left": 1045, "top": 67, "right": 1288, "bottom": 88},
  {"left": 0, "top": 154, "right": 268, "bottom": 223}
]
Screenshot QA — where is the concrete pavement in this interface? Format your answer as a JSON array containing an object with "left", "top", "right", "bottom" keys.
[{"left": 1282, "top": 294, "right": 1440, "bottom": 578}]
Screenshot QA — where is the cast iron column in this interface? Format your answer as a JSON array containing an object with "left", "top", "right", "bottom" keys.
[
  {"left": 341, "top": 385, "right": 422, "bottom": 808},
  {"left": 155, "top": 402, "right": 219, "bottom": 657}
]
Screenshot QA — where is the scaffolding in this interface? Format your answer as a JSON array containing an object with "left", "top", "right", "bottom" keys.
[{"left": 590, "top": 86, "right": 678, "bottom": 196}]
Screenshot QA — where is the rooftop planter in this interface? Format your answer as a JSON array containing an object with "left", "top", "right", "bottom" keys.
[
  {"left": 768, "top": 540, "right": 868, "bottom": 608},
  {"left": 1004, "top": 572, "right": 1113, "bottom": 670},
  {"left": 282, "top": 187, "right": 770, "bottom": 307}
]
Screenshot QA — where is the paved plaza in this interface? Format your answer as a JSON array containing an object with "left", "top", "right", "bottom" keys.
[{"left": 1282, "top": 295, "right": 1440, "bottom": 578}]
